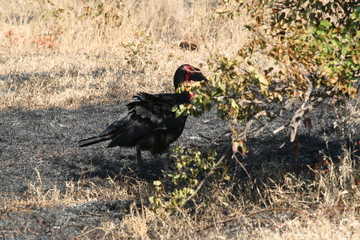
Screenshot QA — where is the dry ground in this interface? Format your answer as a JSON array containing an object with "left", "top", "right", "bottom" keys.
[{"left": 1, "top": 1, "right": 360, "bottom": 239}]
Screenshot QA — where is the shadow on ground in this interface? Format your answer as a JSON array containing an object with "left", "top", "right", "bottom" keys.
[{"left": 0, "top": 98, "right": 359, "bottom": 238}]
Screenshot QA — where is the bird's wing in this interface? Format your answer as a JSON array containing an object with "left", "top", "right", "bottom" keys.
[
  {"left": 78, "top": 113, "right": 129, "bottom": 147},
  {"left": 99, "top": 112, "right": 129, "bottom": 137},
  {"left": 128, "top": 92, "right": 188, "bottom": 128},
  {"left": 107, "top": 92, "right": 187, "bottom": 147}
]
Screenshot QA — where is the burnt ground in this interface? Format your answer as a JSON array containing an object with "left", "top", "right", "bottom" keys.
[{"left": 0, "top": 97, "right": 359, "bottom": 239}]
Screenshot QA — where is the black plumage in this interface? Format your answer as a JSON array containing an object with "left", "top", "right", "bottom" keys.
[{"left": 79, "top": 64, "right": 207, "bottom": 171}]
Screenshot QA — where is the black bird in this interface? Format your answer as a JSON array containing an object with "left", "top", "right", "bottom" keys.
[{"left": 79, "top": 64, "right": 207, "bottom": 171}]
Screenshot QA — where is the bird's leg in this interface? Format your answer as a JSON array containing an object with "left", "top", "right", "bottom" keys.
[{"left": 136, "top": 145, "right": 144, "bottom": 171}]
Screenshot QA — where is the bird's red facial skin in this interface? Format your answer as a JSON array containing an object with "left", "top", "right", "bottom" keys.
[
  {"left": 184, "top": 65, "right": 196, "bottom": 82},
  {"left": 184, "top": 65, "right": 195, "bottom": 72},
  {"left": 183, "top": 65, "right": 197, "bottom": 100},
  {"left": 189, "top": 92, "right": 195, "bottom": 100}
]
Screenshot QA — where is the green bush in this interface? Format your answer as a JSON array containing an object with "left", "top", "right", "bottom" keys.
[
  {"left": 152, "top": 0, "right": 359, "bottom": 214},
  {"left": 150, "top": 146, "right": 227, "bottom": 213}
]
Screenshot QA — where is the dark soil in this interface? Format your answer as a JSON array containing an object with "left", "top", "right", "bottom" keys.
[{"left": 0, "top": 97, "right": 359, "bottom": 239}]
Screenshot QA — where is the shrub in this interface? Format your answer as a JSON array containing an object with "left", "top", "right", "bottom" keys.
[{"left": 152, "top": 0, "right": 359, "bottom": 213}]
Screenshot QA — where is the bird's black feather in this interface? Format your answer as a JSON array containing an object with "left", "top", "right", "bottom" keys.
[{"left": 78, "top": 64, "right": 207, "bottom": 169}]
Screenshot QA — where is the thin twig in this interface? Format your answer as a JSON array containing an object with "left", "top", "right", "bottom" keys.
[
  {"left": 289, "top": 75, "right": 313, "bottom": 142},
  {"left": 197, "top": 207, "right": 308, "bottom": 232},
  {"left": 233, "top": 155, "right": 251, "bottom": 179},
  {"left": 239, "top": 110, "right": 267, "bottom": 141},
  {"left": 198, "top": 133, "right": 213, "bottom": 141},
  {"left": 245, "top": 207, "right": 308, "bottom": 219}
]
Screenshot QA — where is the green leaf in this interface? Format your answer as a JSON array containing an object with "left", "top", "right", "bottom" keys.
[
  {"left": 176, "top": 162, "right": 183, "bottom": 169},
  {"left": 153, "top": 180, "right": 162, "bottom": 186},
  {"left": 320, "top": 20, "right": 332, "bottom": 27}
]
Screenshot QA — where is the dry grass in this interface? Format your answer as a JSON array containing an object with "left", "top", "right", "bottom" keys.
[
  {"left": 0, "top": 0, "right": 250, "bottom": 110},
  {"left": 2, "top": 150, "right": 360, "bottom": 239},
  {"left": 1, "top": 0, "right": 359, "bottom": 239}
]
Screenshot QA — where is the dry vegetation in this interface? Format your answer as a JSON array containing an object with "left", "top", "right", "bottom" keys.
[
  {"left": 0, "top": 0, "right": 359, "bottom": 239},
  {"left": 0, "top": 0, "right": 249, "bottom": 110}
]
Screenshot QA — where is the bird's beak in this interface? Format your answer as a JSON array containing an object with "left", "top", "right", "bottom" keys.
[{"left": 191, "top": 71, "right": 208, "bottom": 82}]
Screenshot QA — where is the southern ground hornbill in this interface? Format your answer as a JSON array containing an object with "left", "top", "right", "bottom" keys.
[{"left": 79, "top": 64, "right": 208, "bottom": 172}]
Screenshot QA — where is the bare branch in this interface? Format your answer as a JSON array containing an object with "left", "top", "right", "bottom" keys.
[{"left": 289, "top": 75, "right": 313, "bottom": 142}]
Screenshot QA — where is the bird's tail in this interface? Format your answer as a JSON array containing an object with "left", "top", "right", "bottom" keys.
[{"left": 79, "top": 135, "right": 112, "bottom": 147}]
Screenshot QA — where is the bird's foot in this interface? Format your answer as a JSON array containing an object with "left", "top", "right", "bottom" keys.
[
  {"left": 135, "top": 164, "right": 146, "bottom": 175},
  {"left": 156, "top": 157, "right": 169, "bottom": 172}
]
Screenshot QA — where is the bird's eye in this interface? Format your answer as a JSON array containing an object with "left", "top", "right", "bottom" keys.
[{"left": 184, "top": 65, "right": 195, "bottom": 73}]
